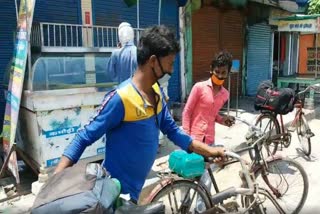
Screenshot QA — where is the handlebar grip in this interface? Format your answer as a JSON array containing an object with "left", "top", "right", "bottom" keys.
[{"left": 224, "top": 151, "right": 240, "bottom": 160}]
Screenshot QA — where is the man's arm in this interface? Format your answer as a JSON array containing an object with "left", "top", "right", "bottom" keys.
[
  {"left": 216, "top": 114, "right": 235, "bottom": 127},
  {"left": 160, "top": 100, "right": 224, "bottom": 158},
  {"left": 216, "top": 90, "right": 231, "bottom": 126},
  {"left": 189, "top": 140, "right": 224, "bottom": 157},
  {"left": 182, "top": 84, "right": 200, "bottom": 134},
  {"left": 54, "top": 156, "right": 74, "bottom": 174},
  {"left": 160, "top": 106, "right": 224, "bottom": 159},
  {"left": 54, "top": 91, "right": 124, "bottom": 174}
]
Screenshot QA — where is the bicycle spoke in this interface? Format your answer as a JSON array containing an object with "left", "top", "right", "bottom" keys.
[{"left": 167, "top": 190, "right": 175, "bottom": 213}]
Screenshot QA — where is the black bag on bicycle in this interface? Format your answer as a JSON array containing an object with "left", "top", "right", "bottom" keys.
[
  {"left": 31, "top": 163, "right": 120, "bottom": 214},
  {"left": 254, "top": 80, "right": 296, "bottom": 115}
]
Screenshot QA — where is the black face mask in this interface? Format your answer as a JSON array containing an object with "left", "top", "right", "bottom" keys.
[
  {"left": 157, "top": 57, "right": 168, "bottom": 78},
  {"left": 152, "top": 57, "right": 170, "bottom": 79}
]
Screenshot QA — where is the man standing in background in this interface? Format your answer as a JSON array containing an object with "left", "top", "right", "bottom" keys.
[{"left": 108, "top": 22, "right": 137, "bottom": 83}]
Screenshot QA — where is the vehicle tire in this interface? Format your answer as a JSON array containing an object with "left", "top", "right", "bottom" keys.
[
  {"left": 297, "top": 114, "right": 312, "bottom": 156},
  {"left": 150, "top": 179, "right": 212, "bottom": 214}
]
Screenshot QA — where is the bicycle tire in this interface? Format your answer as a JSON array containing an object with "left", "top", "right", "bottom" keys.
[
  {"left": 150, "top": 179, "right": 212, "bottom": 214},
  {"left": 254, "top": 157, "right": 309, "bottom": 214},
  {"left": 249, "top": 113, "right": 280, "bottom": 160},
  {"left": 297, "top": 114, "right": 312, "bottom": 156}
]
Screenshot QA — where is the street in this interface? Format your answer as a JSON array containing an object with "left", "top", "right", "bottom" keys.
[{"left": 140, "top": 106, "right": 320, "bottom": 213}]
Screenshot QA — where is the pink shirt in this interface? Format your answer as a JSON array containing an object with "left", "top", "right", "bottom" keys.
[{"left": 182, "top": 79, "right": 229, "bottom": 145}]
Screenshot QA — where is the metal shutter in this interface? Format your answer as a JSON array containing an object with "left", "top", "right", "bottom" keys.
[
  {"left": 94, "top": 0, "right": 137, "bottom": 27},
  {"left": 33, "top": 0, "right": 80, "bottom": 24},
  {"left": 93, "top": 0, "right": 180, "bottom": 101},
  {"left": 246, "top": 22, "right": 272, "bottom": 96},
  {"left": 192, "top": 7, "right": 244, "bottom": 100}
]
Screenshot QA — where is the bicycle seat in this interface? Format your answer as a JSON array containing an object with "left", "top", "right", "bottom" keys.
[{"left": 115, "top": 200, "right": 165, "bottom": 214}]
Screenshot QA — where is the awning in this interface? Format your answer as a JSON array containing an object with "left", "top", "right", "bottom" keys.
[
  {"left": 274, "top": 14, "right": 320, "bottom": 21},
  {"left": 273, "top": 14, "right": 320, "bottom": 33}
]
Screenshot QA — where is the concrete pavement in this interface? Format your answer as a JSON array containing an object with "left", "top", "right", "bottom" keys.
[{"left": 139, "top": 99, "right": 320, "bottom": 213}]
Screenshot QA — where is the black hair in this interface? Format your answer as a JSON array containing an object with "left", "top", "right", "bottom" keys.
[
  {"left": 137, "top": 25, "right": 180, "bottom": 65},
  {"left": 210, "top": 50, "right": 233, "bottom": 72}
]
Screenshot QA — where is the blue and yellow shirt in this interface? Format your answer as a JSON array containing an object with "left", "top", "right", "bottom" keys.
[{"left": 63, "top": 79, "right": 192, "bottom": 200}]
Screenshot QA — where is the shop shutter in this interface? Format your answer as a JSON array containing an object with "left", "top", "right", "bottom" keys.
[{"left": 246, "top": 22, "right": 272, "bottom": 96}]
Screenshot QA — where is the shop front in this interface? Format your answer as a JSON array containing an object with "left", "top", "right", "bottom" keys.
[{"left": 273, "top": 15, "right": 320, "bottom": 103}]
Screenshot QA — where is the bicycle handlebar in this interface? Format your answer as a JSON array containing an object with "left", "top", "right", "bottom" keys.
[
  {"left": 224, "top": 151, "right": 241, "bottom": 160},
  {"left": 233, "top": 117, "right": 269, "bottom": 151},
  {"left": 234, "top": 117, "right": 262, "bottom": 134},
  {"left": 296, "top": 83, "right": 320, "bottom": 96}
]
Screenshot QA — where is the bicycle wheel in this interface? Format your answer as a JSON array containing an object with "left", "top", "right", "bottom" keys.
[
  {"left": 254, "top": 157, "right": 309, "bottom": 214},
  {"left": 150, "top": 179, "right": 212, "bottom": 214},
  {"left": 297, "top": 114, "right": 312, "bottom": 156},
  {"left": 249, "top": 113, "right": 280, "bottom": 160}
]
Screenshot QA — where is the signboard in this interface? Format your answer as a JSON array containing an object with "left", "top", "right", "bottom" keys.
[
  {"left": 278, "top": 18, "right": 320, "bottom": 32},
  {"left": 1, "top": 0, "right": 36, "bottom": 183},
  {"left": 307, "top": 48, "right": 320, "bottom": 73}
]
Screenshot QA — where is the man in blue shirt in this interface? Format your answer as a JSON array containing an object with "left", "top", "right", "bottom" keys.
[
  {"left": 108, "top": 22, "right": 137, "bottom": 83},
  {"left": 55, "top": 25, "right": 224, "bottom": 203}
]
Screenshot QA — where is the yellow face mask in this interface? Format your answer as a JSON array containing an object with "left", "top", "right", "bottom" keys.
[{"left": 211, "top": 75, "right": 225, "bottom": 86}]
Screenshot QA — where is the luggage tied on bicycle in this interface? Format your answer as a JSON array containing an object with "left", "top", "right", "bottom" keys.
[
  {"left": 31, "top": 163, "right": 120, "bottom": 214},
  {"left": 254, "top": 80, "right": 296, "bottom": 115}
]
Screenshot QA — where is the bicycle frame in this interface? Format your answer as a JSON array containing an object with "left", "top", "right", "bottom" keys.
[
  {"left": 231, "top": 118, "right": 285, "bottom": 199},
  {"left": 204, "top": 149, "right": 285, "bottom": 213},
  {"left": 145, "top": 117, "right": 289, "bottom": 213},
  {"left": 145, "top": 138, "right": 285, "bottom": 213},
  {"left": 278, "top": 97, "right": 303, "bottom": 134}
]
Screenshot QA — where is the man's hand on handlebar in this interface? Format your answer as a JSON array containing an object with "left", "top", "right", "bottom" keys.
[
  {"left": 222, "top": 115, "right": 235, "bottom": 127},
  {"left": 189, "top": 141, "right": 226, "bottom": 165},
  {"left": 210, "top": 146, "right": 226, "bottom": 165}
]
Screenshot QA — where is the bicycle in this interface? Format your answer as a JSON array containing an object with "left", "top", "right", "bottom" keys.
[
  {"left": 254, "top": 84, "right": 319, "bottom": 157},
  {"left": 145, "top": 118, "right": 308, "bottom": 213}
]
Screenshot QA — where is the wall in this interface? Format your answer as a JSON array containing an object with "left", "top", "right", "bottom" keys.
[
  {"left": 33, "top": 0, "right": 80, "bottom": 24},
  {"left": 184, "top": 2, "right": 193, "bottom": 96},
  {"left": 299, "top": 34, "right": 314, "bottom": 74}
]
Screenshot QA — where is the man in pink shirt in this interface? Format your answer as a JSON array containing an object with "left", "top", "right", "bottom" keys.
[
  {"left": 182, "top": 50, "right": 235, "bottom": 146},
  {"left": 182, "top": 51, "right": 235, "bottom": 212},
  {"left": 183, "top": 50, "right": 235, "bottom": 212}
]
